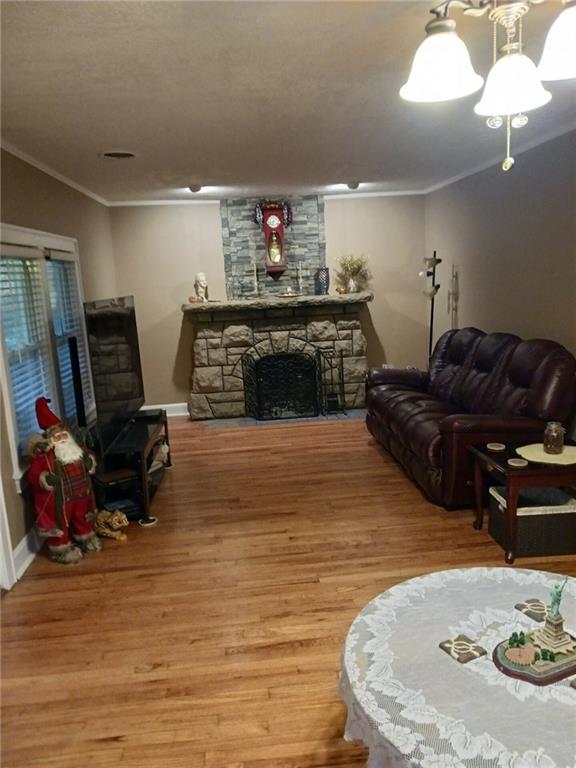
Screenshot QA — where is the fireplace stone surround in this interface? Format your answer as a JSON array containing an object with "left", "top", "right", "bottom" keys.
[{"left": 182, "top": 292, "right": 373, "bottom": 420}]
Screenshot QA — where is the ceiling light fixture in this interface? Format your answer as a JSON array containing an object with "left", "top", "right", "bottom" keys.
[
  {"left": 400, "top": 0, "right": 575, "bottom": 171},
  {"left": 188, "top": 184, "right": 202, "bottom": 193},
  {"left": 538, "top": 1, "right": 576, "bottom": 80},
  {"left": 346, "top": 181, "right": 360, "bottom": 190}
]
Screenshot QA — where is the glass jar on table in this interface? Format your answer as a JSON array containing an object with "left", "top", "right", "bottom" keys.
[{"left": 543, "top": 421, "right": 566, "bottom": 454}]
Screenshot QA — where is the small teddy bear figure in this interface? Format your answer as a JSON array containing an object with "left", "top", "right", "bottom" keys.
[{"left": 94, "top": 509, "right": 129, "bottom": 541}]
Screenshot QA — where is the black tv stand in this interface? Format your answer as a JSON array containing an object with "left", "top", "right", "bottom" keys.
[{"left": 93, "top": 409, "right": 171, "bottom": 521}]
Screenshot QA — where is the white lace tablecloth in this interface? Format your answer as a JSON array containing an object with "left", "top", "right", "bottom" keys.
[{"left": 340, "top": 568, "right": 576, "bottom": 768}]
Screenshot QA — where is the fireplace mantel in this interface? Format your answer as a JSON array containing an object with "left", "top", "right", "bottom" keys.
[
  {"left": 183, "top": 291, "right": 372, "bottom": 419},
  {"left": 182, "top": 291, "right": 373, "bottom": 318}
]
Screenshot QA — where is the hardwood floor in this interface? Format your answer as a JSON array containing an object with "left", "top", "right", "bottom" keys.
[{"left": 2, "top": 417, "right": 575, "bottom": 768}]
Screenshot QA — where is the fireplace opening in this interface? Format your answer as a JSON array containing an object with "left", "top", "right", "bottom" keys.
[
  {"left": 242, "top": 350, "right": 345, "bottom": 420},
  {"left": 244, "top": 352, "right": 318, "bottom": 420}
]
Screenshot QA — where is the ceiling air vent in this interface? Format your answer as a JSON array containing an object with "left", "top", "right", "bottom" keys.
[{"left": 100, "top": 151, "right": 136, "bottom": 160}]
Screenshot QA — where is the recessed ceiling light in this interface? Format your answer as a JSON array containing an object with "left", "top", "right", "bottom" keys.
[
  {"left": 188, "top": 184, "right": 202, "bottom": 193},
  {"left": 100, "top": 151, "right": 136, "bottom": 160}
]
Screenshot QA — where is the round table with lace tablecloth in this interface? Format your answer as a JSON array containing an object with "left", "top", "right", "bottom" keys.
[{"left": 340, "top": 568, "right": 576, "bottom": 768}]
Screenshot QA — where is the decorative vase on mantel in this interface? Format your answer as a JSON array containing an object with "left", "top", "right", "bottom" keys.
[
  {"left": 347, "top": 276, "right": 358, "bottom": 293},
  {"left": 315, "top": 267, "right": 330, "bottom": 295}
]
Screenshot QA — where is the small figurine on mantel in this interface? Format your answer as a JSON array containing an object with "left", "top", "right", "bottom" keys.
[{"left": 188, "top": 272, "right": 209, "bottom": 303}]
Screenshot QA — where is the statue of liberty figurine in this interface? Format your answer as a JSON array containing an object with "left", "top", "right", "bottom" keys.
[{"left": 549, "top": 577, "right": 568, "bottom": 619}]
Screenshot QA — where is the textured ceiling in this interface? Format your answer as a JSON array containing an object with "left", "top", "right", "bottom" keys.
[{"left": 1, "top": 1, "right": 575, "bottom": 202}]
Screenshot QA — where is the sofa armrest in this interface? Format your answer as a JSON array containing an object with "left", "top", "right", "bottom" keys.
[
  {"left": 366, "top": 367, "right": 429, "bottom": 391},
  {"left": 440, "top": 414, "right": 546, "bottom": 508},
  {"left": 440, "top": 414, "right": 545, "bottom": 434}
]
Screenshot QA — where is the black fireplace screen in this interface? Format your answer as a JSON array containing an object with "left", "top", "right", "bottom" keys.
[{"left": 242, "top": 350, "right": 345, "bottom": 420}]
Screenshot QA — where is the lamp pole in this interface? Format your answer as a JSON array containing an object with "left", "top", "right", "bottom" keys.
[{"left": 428, "top": 251, "right": 441, "bottom": 360}]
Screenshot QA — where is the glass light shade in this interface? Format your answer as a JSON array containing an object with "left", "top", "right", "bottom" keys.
[
  {"left": 538, "top": 5, "right": 576, "bottom": 81},
  {"left": 400, "top": 27, "right": 484, "bottom": 102},
  {"left": 474, "top": 54, "right": 552, "bottom": 116}
]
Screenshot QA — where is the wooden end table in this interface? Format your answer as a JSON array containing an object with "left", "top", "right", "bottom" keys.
[{"left": 469, "top": 444, "right": 576, "bottom": 564}]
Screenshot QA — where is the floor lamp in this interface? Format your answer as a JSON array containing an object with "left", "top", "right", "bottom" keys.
[{"left": 420, "top": 252, "right": 442, "bottom": 360}]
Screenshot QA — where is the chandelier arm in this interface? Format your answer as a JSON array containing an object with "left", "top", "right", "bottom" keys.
[{"left": 430, "top": 0, "right": 491, "bottom": 19}]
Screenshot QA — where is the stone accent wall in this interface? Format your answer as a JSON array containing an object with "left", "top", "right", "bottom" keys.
[
  {"left": 188, "top": 306, "right": 367, "bottom": 419},
  {"left": 220, "top": 195, "right": 325, "bottom": 298}
]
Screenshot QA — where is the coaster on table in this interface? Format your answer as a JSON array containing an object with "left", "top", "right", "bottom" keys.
[
  {"left": 515, "top": 599, "right": 547, "bottom": 622},
  {"left": 507, "top": 458, "right": 528, "bottom": 468},
  {"left": 439, "top": 635, "right": 487, "bottom": 664},
  {"left": 486, "top": 442, "right": 506, "bottom": 452}
]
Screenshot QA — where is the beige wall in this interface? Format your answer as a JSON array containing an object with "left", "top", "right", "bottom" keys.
[
  {"left": 1, "top": 149, "right": 118, "bottom": 549},
  {"left": 109, "top": 204, "right": 226, "bottom": 404},
  {"left": 1, "top": 150, "right": 117, "bottom": 300},
  {"left": 425, "top": 131, "right": 576, "bottom": 354},
  {"left": 325, "top": 196, "right": 428, "bottom": 369}
]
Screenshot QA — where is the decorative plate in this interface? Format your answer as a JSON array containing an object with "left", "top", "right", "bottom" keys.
[{"left": 516, "top": 444, "right": 576, "bottom": 465}]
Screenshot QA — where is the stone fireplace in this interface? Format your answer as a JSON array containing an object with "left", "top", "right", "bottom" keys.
[{"left": 182, "top": 292, "right": 372, "bottom": 419}]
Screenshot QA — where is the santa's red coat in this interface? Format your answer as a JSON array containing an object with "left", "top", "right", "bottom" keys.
[{"left": 28, "top": 446, "right": 96, "bottom": 544}]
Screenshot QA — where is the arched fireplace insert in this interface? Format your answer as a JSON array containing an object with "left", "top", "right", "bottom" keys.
[{"left": 242, "top": 350, "right": 344, "bottom": 420}]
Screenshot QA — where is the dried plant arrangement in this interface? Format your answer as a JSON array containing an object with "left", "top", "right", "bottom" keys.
[{"left": 335, "top": 254, "right": 372, "bottom": 293}]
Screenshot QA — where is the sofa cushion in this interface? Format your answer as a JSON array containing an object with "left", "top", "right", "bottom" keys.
[
  {"left": 493, "top": 339, "right": 576, "bottom": 421},
  {"left": 452, "top": 333, "right": 521, "bottom": 413},
  {"left": 367, "top": 386, "right": 460, "bottom": 469},
  {"left": 366, "top": 385, "right": 426, "bottom": 414},
  {"left": 391, "top": 397, "right": 461, "bottom": 469},
  {"left": 428, "top": 327, "right": 484, "bottom": 402}
]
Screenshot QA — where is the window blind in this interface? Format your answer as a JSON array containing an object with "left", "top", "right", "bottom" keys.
[
  {"left": 47, "top": 258, "right": 95, "bottom": 422},
  {"left": 0, "top": 256, "right": 56, "bottom": 454}
]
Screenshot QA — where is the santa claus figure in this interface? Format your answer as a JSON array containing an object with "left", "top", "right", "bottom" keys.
[{"left": 28, "top": 397, "right": 102, "bottom": 564}]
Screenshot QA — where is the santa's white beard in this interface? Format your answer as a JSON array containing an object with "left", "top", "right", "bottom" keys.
[{"left": 53, "top": 435, "right": 84, "bottom": 464}]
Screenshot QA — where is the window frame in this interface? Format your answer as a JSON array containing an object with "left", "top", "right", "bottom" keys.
[{"left": 0, "top": 224, "right": 95, "bottom": 492}]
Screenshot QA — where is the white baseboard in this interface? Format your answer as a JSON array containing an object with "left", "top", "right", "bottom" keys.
[
  {"left": 141, "top": 402, "right": 189, "bottom": 417},
  {"left": 13, "top": 528, "right": 42, "bottom": 579}
]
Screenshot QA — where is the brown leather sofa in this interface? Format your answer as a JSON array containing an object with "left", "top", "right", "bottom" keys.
[{"left": 365, "top": 327, "right": 576, "bottom": 509}]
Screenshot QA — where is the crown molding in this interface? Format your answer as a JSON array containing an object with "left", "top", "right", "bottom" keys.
[
  {"left": 1, "top": 141, "right": 109, "bottom": 206},
  {"left": 423, "top": 120, "right": 576, "bottom": 195},
  {"left": 107, "top": 199, "right": 220, "bottom": 207},
  {"left": 324, "top": 189, "right": 426, "bottom": 199},
  {"left": 4, "top": 123, "right": 575, "bottom": 208}
]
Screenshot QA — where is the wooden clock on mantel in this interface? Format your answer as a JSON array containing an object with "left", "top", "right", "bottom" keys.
[{"left": 253, "top": 200, "right": 293, "bottom": 280}]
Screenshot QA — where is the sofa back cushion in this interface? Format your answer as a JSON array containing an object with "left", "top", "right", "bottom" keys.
[
  {"left": 428, "top": 327, "right": 484, "bottom": 402},
  {"left": 453, "top": 333, "right": 521, "bottom": 413},
  {"left": 492, "top": 339, "right": 576, "bottom": 421}
]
